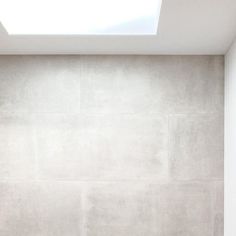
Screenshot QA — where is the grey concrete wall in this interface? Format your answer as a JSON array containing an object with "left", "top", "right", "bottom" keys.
[{"left": 0, "top": 56, "right": 224, "bottom": 236}]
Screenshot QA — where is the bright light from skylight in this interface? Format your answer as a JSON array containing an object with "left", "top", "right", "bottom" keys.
[{"left": 0, "top": 0, "right": 162, "bottom": 35}]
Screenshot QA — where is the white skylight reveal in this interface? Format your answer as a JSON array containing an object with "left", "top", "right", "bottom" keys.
[{"left": 0, "top": 0, "right": 162, "bottom": 35}]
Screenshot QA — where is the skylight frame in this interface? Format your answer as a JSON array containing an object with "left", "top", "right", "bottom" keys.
[{"left": 0, "top": 0, "right": 162, "bottom": 35}]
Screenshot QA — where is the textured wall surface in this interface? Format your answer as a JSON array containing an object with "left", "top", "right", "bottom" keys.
[{"left": 0, "top": 56, "right": 224, "bottom": 236}]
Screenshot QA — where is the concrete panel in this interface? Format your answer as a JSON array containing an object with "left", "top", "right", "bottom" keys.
[
  {"left": 80, "top": 56, "right": 223, "bottom": 114},
  {"left": 33, "top": 114, "right": 168, "bottom": 180},
  {"left": 0, "top": 113, "right": 35, "bottom": 179},
  {"left": 0, "top": 181, "right": 82, "bottom": 236},
  {"left": 169, "top": 114, "right": 223, "bottom": 180},
  {"left": 0, "top": 56, "right": 81, "bottom": 113}
]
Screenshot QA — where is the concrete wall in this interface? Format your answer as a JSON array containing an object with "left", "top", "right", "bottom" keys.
[
  {"left": 0, "top": 56, "right": 224, "bottom": 236},
  {"left": 225, "top": 39, "right": 236, "bottom": 236}
]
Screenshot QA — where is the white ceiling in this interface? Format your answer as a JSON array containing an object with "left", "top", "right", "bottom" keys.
[{"left": 0, "top": 0, "right": 236, "bottom": 55}]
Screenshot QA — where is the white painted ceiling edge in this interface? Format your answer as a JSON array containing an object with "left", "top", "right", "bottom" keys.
[{"left": 0, "top": 0, "right": 236, "bottom": 55}]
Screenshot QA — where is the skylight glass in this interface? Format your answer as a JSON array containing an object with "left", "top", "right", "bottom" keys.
[{"left": 0, "top": 0, "right": 162, "bottom": 35}]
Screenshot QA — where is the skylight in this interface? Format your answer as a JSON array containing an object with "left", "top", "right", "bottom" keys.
[{"left": 0, "top": 0, "right": 162, "bottom": 35}]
